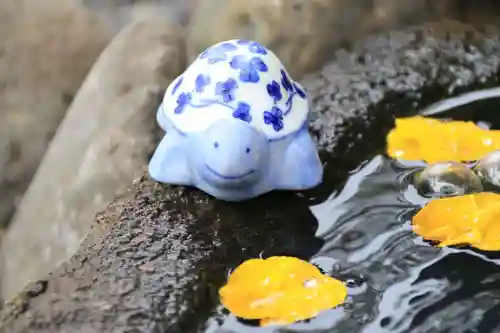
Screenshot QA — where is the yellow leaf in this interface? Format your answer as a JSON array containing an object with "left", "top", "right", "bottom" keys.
[
  {"left": 387, "top": 116, "right": 500, "bottom": 163},
  {"left": 412, "top": 192, "right": 500, "bottom": 251},
  {"left": 219, "top": 256, "right": 348, "bottom": 326}
]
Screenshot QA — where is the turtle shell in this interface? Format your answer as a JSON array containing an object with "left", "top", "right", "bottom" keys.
[{"left": 161, "top": 39, "right": 310, "bottom": 141}]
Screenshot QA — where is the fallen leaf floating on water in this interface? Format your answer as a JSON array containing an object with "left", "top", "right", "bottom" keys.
[
  {"left": 386, "top": 116, "right": 500, "bottom": 163},
  {"left": 412, "top": 192, "right": 500, "bottom": 251},
  {"left": 218, "top": 256, "right": 347, "bottom": 326}
]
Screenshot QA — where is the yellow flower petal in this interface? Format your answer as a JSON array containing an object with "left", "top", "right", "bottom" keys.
[
  {"left": 386, "top": 116, "right": 500, "bottom": 163},
  {"left": 219, "top": 256, "right": 348, "bottom": 326},
  {"left": 412, "top": 192, "right": 500, "bottom": 251}
]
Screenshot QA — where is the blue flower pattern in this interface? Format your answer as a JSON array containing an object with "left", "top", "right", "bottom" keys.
[
  {"left": 264, "top": 107, "right": 284, "bottom": 132},
  {"left": 172, "top": 76, "right": 183, "bottom": 95},
  {"left": 171, "top": 40, "right": 307, "bottom": 133},
  {"left": 236, "top": 40, "right": 268, "bottom": 55},
  {"left": 233, "top": 102, "right": 252, "bottom": 123},
  {"left": 200, "top": 42, "right": 237, "bottom": 64},
  {"left": 230, "top": 55, "right": 268, "bottom": 83},
  {"left": 195, "top": 74, "right": 211, "bottom": 93},
  {"left": 174, "top": 92, "right": 192, "bottom": 114},
  {"left": 294, "top": 83, "right": 306, "bottom": 99},
  {"left": 281, "top": 70, "right": 293, "bottom": 92},
  {"left": 215, "top": 78, "right": 238, "bottom": 103},
  {"left": 266, "top": 80, "right": 282, "bottom": 102}
]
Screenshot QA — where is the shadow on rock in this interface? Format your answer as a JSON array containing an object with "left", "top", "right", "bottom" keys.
[{"left": 0, "top": 177, "right": 323, "bottom": 333}]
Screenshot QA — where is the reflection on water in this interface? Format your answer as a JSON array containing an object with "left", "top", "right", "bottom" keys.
[
  {"left": 206, "top": 154, "right": 500, "bottom": 332},
  {"left": 204, "top": 95, "right": 500, "bottom": 332}
]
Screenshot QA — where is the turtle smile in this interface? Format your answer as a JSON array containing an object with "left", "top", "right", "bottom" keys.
[{"left": 205, "top": 163, "right": 255, "bottom": 180}]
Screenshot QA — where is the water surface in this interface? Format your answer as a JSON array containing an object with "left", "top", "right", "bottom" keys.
[{"left": 204, "top": 96, "right": 500, "bottom": 333}]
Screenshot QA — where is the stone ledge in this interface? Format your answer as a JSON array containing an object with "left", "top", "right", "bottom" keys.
[{"left": 2, "top": 19, "right": 500, "bottom": 333}]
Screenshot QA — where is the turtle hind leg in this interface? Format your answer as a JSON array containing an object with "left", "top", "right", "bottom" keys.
[
  {"left": 148, "top": 132, "right": 193, "bottom": 185},
  {"left": 273, "top": 128, "right": 323, "bottom": 190}
]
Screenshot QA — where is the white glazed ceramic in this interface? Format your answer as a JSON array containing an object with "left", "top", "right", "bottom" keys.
[{"left": 149, "top": 39, "right": 323, "bottom": 201}]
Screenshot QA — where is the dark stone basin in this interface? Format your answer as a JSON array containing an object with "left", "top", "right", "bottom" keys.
[{"left": 3, "top": 20, "right": 500, "bottom": 333}]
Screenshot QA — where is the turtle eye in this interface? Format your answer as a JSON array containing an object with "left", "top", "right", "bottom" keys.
[
  {"left": 214, "top": 141, "right": 219, "bottom": 148},
  {"left": 246, "top": 147, "right": 251, "bottom": 154}
]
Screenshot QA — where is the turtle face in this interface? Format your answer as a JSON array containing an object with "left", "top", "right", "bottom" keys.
[{"left": 194, "top": 118, "right": 270, "bottom": 189}]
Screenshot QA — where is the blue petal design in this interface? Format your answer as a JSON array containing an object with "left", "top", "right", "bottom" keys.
[
  {"left": 229, "top": 55, "right": 245, "bottom": 70},
  {"left": 230, "top": 55, "right": 268, "bottom": 83},
  {"left": 236, "top": 39, "right": 251, "bottom": 45},
  {"left": 172, "top": 76, "right": 183, "bottom": 95},
  {"left": 294, "top": 83, "right": 306, "bottom": 99},
  {"left": 232, "top": 102, "right": 252, "bottom": 123},
  {"left": 280, "top": 70, "right": 293, "bottom": 92},
  {"left": 174, "top": 92, "right": 192, "bottom": 114},
  {"left": 266, "top": 80, "right": 282, "bottom": 102},
  {"left": 195, "top": 74, "right": 211, "bottom": 93},
  {"left": 220, "top": 42, "right": 238, "bottom": 52},
  {"left": 236, "top": 39, "right": 268, "bottom": 55},
  {"left": 215, "top": 78, "right": 238, "bottom": 103},
  {"left": 263, "top": 107, "right": 284, "bottom": 132},
  {"left": 200, "top": 42, "right": 238, "bottom": 64},
  {"left": 248, "top": 42, "right": 268, "bottom": 55},
  {"left": 252, "top": 57, "right": 268, "bottom": 72}
]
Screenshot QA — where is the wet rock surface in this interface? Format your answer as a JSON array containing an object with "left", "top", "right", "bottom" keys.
[
  {"left": 0, "top": 19, "right": 186, "bottom": 301},
  {"left": 3, "top": 19, "right": 500, "bottom": 332},
  {"left": 0, "top": 179, "right": 323, "bottom": 333},
  {"left": 0, "top": 0, "right": 110, "bottom": 231},
  {"left": 303, "top": 20, "right": 500, "bottom": 153}
]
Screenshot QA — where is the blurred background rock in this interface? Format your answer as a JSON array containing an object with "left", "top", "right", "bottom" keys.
[
  {"left": 85, "top": 0, "right": 500, "bottom": 78},
  {"left": 0, "top": 0, "right": 110, "bottom": 231},
  {"left": 1, "top": 0, "right": 500, "bottom": 304}
]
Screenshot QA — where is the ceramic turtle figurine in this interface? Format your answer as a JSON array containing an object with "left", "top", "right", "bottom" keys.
[{"left": 149, "top": 39, "right": 323, "bottom": 201}]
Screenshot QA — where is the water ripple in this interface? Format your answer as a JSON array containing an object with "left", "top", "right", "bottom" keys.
[{"left": 208, "top": 154, "right": 500, "bottom": 332}]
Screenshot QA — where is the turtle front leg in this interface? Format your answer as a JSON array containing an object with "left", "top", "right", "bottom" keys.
[
  {"left": 148, "top": 131, "right": 193, "bottom": 186},
  {"left": 273, "top": 127, "right": 323, "bottom": 190}
]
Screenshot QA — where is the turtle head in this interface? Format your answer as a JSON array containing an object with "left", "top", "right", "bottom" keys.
[{"left": 193, "top": 118, "right": 270, "bottom": 189}]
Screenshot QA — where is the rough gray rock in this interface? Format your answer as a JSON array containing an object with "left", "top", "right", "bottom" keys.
[
  {"left": 303, "top": 20, "right": 500, "bottom": 152},
  {"left": 1, "top": 178, "right": 325, "bottom": 333},
  {"left": 3, "top": 19, "right": 500, "bottom": 333},
  {"left": 0, "top": 19, "right": 186, "bottom": 302},
  {"left": 0, "top": 0, "right": 111, "bottom": 231}
]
